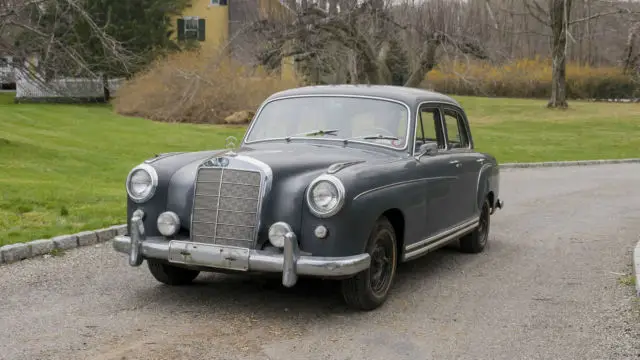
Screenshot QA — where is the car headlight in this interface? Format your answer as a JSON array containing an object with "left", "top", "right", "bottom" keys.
[
  {"left": 126, "top": 164, "right": 158, "bottom": 203},
  {"left": 306, "top": 174, "right": 345, "bottom": 218}
]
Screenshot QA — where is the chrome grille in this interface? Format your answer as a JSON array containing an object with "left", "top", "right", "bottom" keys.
[{"left": 191, "top": 167, "right": 262, "bottom": 248}]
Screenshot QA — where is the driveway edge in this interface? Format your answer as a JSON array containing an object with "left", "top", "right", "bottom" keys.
[
  {"left": 0, "top": 225, "right": 127, "bottom": 266},
  {"left": 2, "top": 158, "right": 640, "bottom": 266},
  {"left": 500, "top": 158, "right": 640, "bottom": 169},
  {"left": 634, "top": 238, "right": 640, "bottom": 297}
]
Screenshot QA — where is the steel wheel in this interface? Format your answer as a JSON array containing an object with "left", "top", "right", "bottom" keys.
[
  {"left": 369, "top": 229, "right": 394, "bottom": 297},
  {"left": 341, "top": 216, "right": 397, "bottom": 311},
  {"left": 459, "top": 198, "right": 491, "bottom": 254}
]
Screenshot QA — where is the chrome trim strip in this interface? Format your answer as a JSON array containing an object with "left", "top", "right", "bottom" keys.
[
  {"left": 327, "top": 160, "right": 366, "bottom": 174},
  {"left": 406, "top": 217, "right": 478, "bottom": 251},
  {"left": 352, "top": 176, "right": 455, "bottom": 201},
  {"left": 206, "top": 222, "right": 255, "bottom": 228},
  {"left": 210, "top": 236, "right": 253, "bottom": 242},
  {"left": 404, "top": 218, "right": 479, "bottom": 261},
  {"left": 242, "top": 94, "right": 413, "bottom": 153},
  {"left": 192, "top": 209, "right": 257, "bottom": 215},
  {"left": 198, "top": 181, "right": 260, "bottom": 187},
  {"left": 212, "top": 168, "right": 224, "bottom": 241}
]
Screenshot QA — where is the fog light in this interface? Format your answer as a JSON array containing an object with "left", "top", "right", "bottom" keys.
[
  {"left": 157, "top": 211, "right": 180, "bottom": 237},
  {"left": 314, "top": 225, "right": 328, "bottom": 239},
  {"left": 268, "top": 222, "right": 292, "bottom": 248}
]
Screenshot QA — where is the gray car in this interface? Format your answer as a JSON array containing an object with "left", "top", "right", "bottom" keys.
[{"left": 113, "top": 85, "right": 504, "bottom": 311}]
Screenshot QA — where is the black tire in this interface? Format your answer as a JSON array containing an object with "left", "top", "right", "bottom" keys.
[
  {"left": 459, "top": 198, "right": 491, "bottom": 254},
  {"left": 341, "top": 216, "right": 398, "bottom": 311},
  {"left": 147, "top": 260, "right": 200, "bottom": 285}
]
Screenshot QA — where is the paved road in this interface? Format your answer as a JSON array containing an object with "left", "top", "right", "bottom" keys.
[{"left": 1, "top": 164, "right": 640, "bottom": 360}]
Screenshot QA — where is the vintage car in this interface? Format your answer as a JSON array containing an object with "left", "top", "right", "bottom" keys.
[{"left": 113, "top": 85, "right": 503, "bottom": 310}]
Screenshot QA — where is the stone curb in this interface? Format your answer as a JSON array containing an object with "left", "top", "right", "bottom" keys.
[
  {"left": 500, "top": 158, "right": 640, "bottom": 169},
  {"left": 634, "top": 238, "right": 640, "bottom": 297},
  {"left": 0, "top": 224, "right": 127, "bottom": 266},
  {"left": 1, "top": 158, "right": 639, "bottom": 266}
]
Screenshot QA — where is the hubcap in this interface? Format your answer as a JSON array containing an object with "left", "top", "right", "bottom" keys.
[{"left": 369, "top": 230, "right": 394, "bottom": 296}]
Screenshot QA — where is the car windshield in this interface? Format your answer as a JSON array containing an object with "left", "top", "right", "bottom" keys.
[{"left": 244, "top": 96, "right": 410, "bottom": 149}]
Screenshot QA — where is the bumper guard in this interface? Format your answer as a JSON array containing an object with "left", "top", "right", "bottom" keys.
[{"left": 114, "top": 213, "right": 371, "bottom": 288}]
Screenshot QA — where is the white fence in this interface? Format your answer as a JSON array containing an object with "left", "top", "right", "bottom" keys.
[{"left": 15, "top": 68, "right": 124, "bottom": 101}]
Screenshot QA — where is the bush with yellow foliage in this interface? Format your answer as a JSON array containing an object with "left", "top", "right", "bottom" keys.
[
  {"left": 424, "top": 57, "right": 639, "bottom": 100},
  {"left": 113, "top": 48, "right": 299, "bottom": 124}
]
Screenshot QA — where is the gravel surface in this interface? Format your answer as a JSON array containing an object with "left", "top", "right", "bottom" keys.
[{"left": 1, "top": 164, "right": 639, "bottom": 360}]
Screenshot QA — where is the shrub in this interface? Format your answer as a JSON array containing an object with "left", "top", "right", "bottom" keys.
[
  {"left": 423, "top": 57, "right": 639, "bottom": 100},
  {"left": 112, "top": 48, "right": 300, "bottom": 124}
]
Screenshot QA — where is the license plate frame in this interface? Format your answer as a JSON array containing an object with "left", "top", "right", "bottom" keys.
[{"left": 167, "top": 241, "right": 250, "bottom": 271}]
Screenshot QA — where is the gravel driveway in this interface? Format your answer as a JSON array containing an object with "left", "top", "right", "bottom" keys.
[{"left": 1, "top": 164, "right": 639, "bottom": 360}]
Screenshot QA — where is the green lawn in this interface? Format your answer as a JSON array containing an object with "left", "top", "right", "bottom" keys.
[{"left": 1, "top": 92, "right": 639, "bottom": 245}]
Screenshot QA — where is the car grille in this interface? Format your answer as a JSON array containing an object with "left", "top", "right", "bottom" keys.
[{"left": 190, "top": 167, "right": 262, "bottom": 248}]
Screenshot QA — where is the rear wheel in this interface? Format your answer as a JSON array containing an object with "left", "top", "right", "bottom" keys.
[
  {"left": 459, "top": 198, "right": 491, "bottom": 254},
  {"left": 341, "top": 216, "right": 398, "bottom": 311},
  {"left": 147, "top": 260, "right": 200, "bottom": 285}
]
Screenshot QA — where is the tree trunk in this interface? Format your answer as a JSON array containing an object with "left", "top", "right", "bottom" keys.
[
  {"left": 547, "top": 0, "right": 572, "bottom": 109},
  {"left": 102, "top": 73, "right": 110, "bottom": 102},
  {"left": 403, "top": 39, "right": 440, "bottom": 88},
  {"left": 622, "top": 22, "right": 640, "bottom": 75}
]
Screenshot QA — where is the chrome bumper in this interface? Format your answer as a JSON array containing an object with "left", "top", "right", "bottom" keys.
[{"left": 114, "top": 213, "right": 371, "bottom": 287}]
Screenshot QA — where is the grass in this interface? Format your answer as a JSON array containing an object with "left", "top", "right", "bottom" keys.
[
  {"left": 1, "top": 92, "right": 639, "bottom": 245},
  {"left": 0, "top": 93, "right": 245, "bottom": 246},
  {"left": 619, "top": 274, "right": 637, "bottom": 287}
]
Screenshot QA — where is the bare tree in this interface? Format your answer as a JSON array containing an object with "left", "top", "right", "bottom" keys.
[
  {"left": 622, "top": 20, "right": 640, "bottom": 75},
  {"left": 490, "top": 0, "right": 639, "bottom": 107},
  {"left": 0, "top": 0, "right": 134, "bottom": 90},
  {"left": 252, "top": 0, "right": 489, "bottom": 87}
]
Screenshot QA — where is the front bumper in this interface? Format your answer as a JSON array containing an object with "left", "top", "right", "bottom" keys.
[{"left": 114, "top": 212, "right": 371, "bottom": 287}]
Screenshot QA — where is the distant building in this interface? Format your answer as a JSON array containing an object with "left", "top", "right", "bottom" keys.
[{"left": 171, "top": 0, "right": 297, "bottom": 80}]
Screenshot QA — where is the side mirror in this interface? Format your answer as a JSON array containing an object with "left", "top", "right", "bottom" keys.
[{"left": 415, "top": 142, "right": 438, "bottom": 161}]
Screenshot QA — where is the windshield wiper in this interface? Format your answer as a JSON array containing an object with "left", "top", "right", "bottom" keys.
[
  {"left": 343, "top": 134, "right": 400, "bottom": 144},
  {"left": 285, "top": 129, "right": 339, "bottom": 142}
]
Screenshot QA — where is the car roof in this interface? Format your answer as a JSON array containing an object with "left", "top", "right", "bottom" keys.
[{"left": 266, "top": 85, "right": 461, "bottom": 108}]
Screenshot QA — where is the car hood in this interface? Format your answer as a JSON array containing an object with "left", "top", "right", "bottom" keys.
[
  {"left": 156, "top": 142, "right": 401, "bottom": 232},
  {"left": 233, "top": 142, "right": 396, "bottom": 175}
]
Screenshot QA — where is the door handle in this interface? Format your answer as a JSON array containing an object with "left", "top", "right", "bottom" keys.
[{"left": 449, "top": 160, "right": 461, "bottom": 168}]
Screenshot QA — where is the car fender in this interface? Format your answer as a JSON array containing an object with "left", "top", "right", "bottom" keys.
[{"left": 475, "top": 162, "right": 495, "bottom": 213}]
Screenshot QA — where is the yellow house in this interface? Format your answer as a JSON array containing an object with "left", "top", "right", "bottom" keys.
[{"left": 172, "top": 0, "right": 297, "bottom": 80}]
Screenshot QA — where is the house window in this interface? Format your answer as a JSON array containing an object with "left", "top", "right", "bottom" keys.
[
  {"left": 184, "top": 17, "right": 199, "bottom": 40},
  {"left": 210, "top": 0, "right": 228, "bottom": 5},
  {"left": 177, "top": 17, "right": 206, "bottom": 41}
]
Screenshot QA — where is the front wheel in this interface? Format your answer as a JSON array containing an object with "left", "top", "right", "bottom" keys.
[
  {"left": 459, "top": 198, "right": 491, "bottom": 254},
  {"left": 147, "top": 260, "right": 200, "bottom": 285},
  {"left": 341, "top": 216, "right": 398, "bottom": 311}
]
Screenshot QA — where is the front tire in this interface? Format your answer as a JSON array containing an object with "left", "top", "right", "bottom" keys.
[
  {"left": 459, "top": 198, "right": 491, "bottom": 254},
  {"left": 147, "top": 260, "right": 200, "bottom": 285},
  {"left": 341, "top": 216, "right": 398, "bottom": 311}
]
